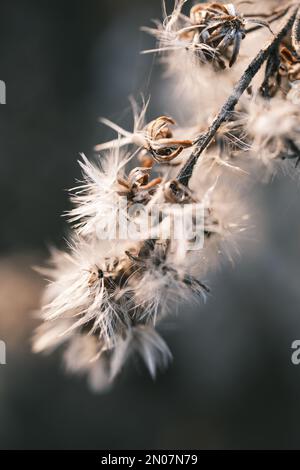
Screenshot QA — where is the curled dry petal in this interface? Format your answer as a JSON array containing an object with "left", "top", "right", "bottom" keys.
[
  {"left": 117, "top": 166, "right": 162, "bottom": 203},
  {"left": 144, "top": 116, "right": 193, "bottom": 162},
  {"left": 190, "top": 3, "right": 234, "bottom": 24},
  {"left": 280, "top": 46, "right": 300, "bottom": 81}
]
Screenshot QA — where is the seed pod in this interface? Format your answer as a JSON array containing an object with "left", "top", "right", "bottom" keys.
[
  {"left": 144, "top": 116, "right": 193, "bottom": 163},
  {"left": 117, "top": 166, "right": 161, "bottom": 204},
  {"left": 128, "top": 167, "right": 149, "bottom": 188},
  {"left": 279, "top": 46, "right": 300, "bottom": 82},
  {"left": 146, "top": 116, "right": 175, "bottom": 141}
]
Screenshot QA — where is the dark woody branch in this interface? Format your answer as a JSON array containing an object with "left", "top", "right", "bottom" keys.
[{"left": 177, "top": 6, "right": 299, "bottom": 187}]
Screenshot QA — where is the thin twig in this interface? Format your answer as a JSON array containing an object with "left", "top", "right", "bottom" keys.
[
  {"left": 177, "top": 7, "right": 299, "bottom": 187},
  {"left": 246, "top": 6, "right": 290, "bottom": 34}
]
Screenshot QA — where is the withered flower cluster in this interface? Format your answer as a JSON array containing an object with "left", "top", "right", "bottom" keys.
[
  {"left": 34, "top": 1, "right": 300, "bottom": 391},
  {"left": 143, "top": 1, "right": 272, "bottom": 69}
]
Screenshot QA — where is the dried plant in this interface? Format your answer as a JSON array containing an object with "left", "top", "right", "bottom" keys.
[{"left": 34, "top": 1, "right": 300, "bottom": 391}]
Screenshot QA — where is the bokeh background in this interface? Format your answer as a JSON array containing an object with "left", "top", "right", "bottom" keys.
[{"left": 1, "top": 0, "right": 300, "bottom": 450}]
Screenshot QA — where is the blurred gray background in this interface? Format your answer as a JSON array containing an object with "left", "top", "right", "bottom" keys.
[{"left": 1, "top": 0, "right": 300, "bottom": 450}]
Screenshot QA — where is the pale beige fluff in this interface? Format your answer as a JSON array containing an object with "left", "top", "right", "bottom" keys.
[{"left": 34, "top": 0, "right": 300, "bottom": 391}]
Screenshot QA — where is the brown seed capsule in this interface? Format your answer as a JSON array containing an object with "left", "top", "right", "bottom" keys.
[
  {"left": 190, "top": 4, "right": 208, "bottom": 24},
  {"left": 190, "top": 3, "right": 229, "bottom": 24},
  {"left": 128, "top": 167, "right": 149, "bottom": 188},
  {"left": 189, "top": 2, "right": 271, "bottom": 69},
  {"left": 144, "top": 116, "right": 193, "bottom": 163},
  {"left": 117, "top": 167, "right": 150, "bottom": 191},
  {"left": 146, "top": 116, "right": 174, "bottom": 141},
  {"left": 279, "top": 46, "right": 300, "bottom": 82},
  {"left": 117, "top": 166, "right": 161, "bottom": 203}
]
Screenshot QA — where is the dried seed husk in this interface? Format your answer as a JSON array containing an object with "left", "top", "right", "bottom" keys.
[{"left": 146, "top": 116, "right": 175, "bottom": 141}]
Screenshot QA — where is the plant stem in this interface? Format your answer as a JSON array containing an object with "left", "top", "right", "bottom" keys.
[
  {"left": 177, "top": 7, "right": 299, "bottom": 187},
  {"left": 246, "top": 6, "right": 290, "bottom": 34}
]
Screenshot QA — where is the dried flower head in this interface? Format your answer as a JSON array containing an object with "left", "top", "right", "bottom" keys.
[
  {"left": 117, "top": 167, "right": 162, "bottom": 204},
  {"left": 34, "top": 1, "right": 300, "bottom": 390},
  {"left": 95, "top": 110, "right": 194, "bottom": 166},
  {"left": 143, "top": 1, "right": 272, "bottom": 70},
  {"left": 144, "top": 116, "right": 193, "bottom": 162},
  {"left": 246, "top": 97, "right": 300, "bottom": 173}
]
